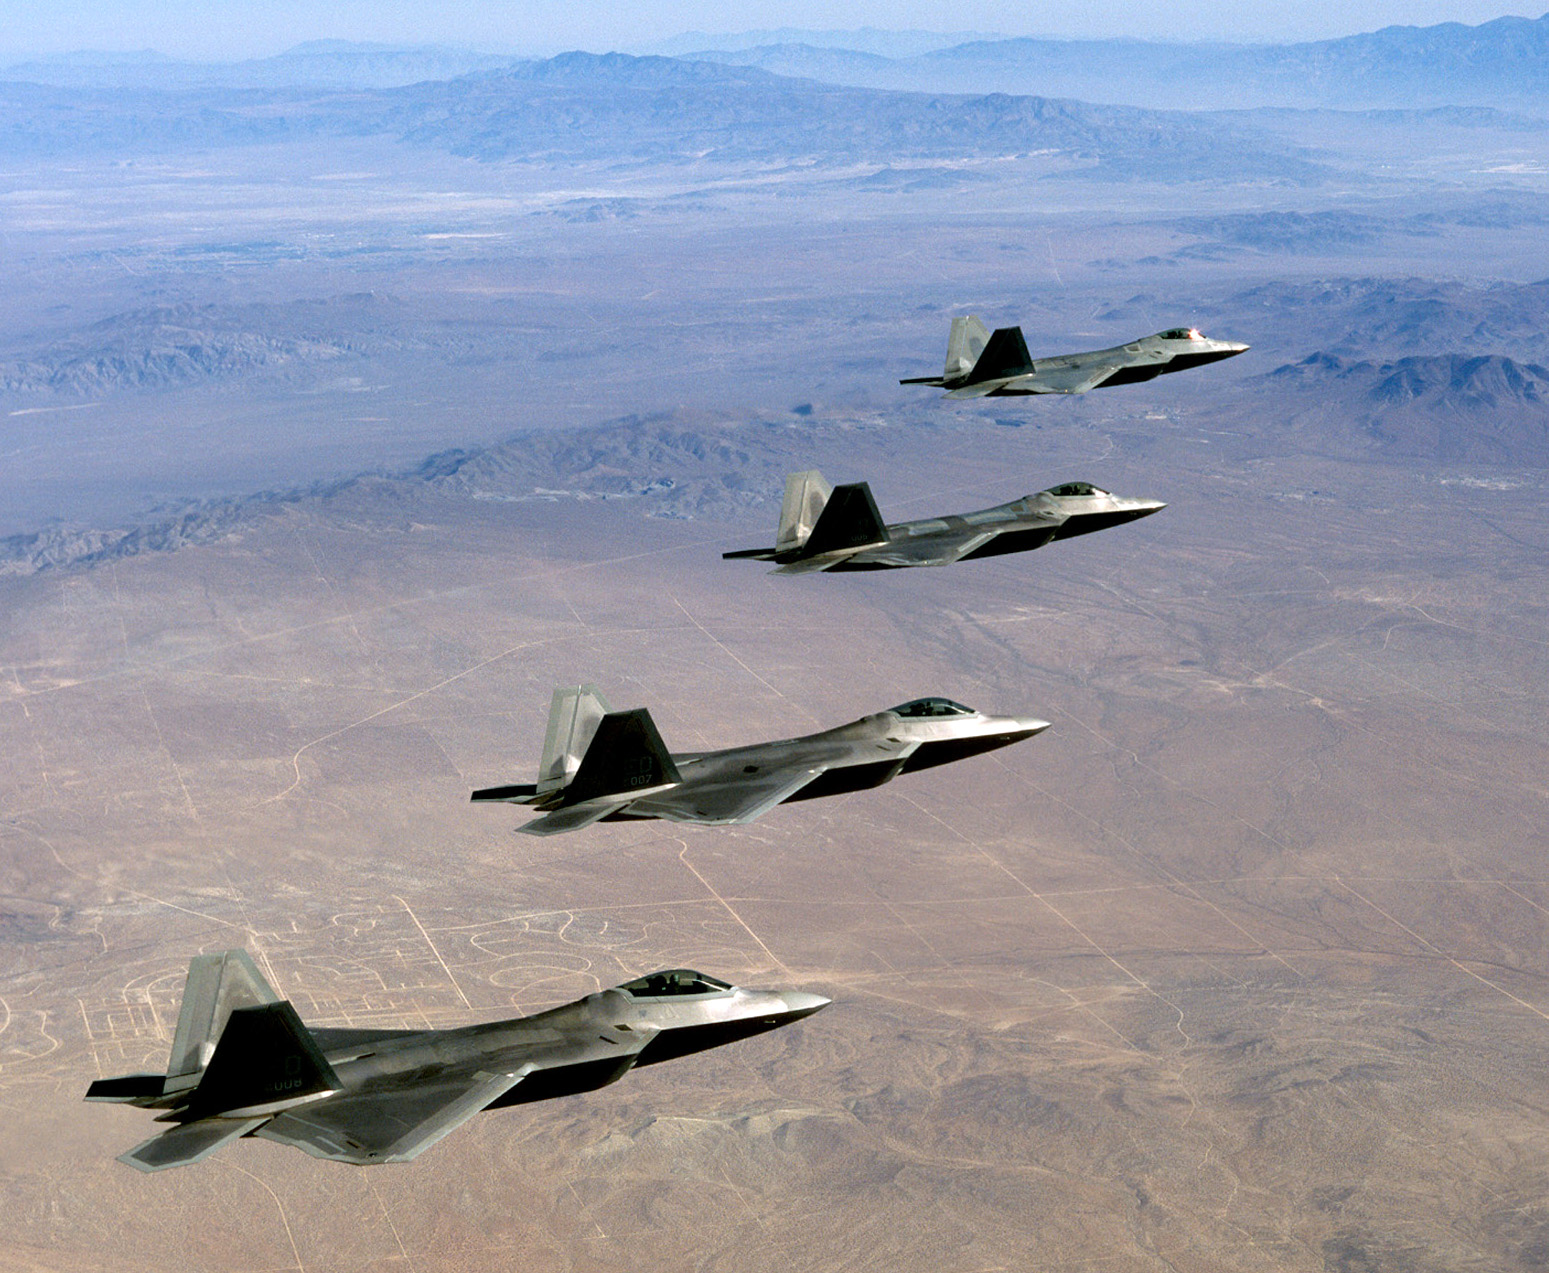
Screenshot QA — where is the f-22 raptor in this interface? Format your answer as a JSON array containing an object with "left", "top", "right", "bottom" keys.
[
  {"left": 725, "top": 470, "right": 1164, "bottom": 573},
  {"left": 903, "top": 316, "right": 1248, "bottom": 398},
  {"left": 472, "top": 685, "right": 1049, "bottom": 835},
  {"left": 88, "top": 950, "right": 828, "bottom": 1170}
]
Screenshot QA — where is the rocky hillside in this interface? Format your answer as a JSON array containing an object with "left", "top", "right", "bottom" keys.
[{"left": 1265, "top": 351, "right": 1549, "bottom": 465}]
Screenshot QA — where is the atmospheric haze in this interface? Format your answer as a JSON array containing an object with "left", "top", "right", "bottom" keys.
[{"left": 2, "top": 11, "right": 1549, "bottom": 1273}]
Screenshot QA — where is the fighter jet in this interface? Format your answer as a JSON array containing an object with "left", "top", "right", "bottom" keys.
[
  {"left": 724, "top": 470, "right": 1164, "bottom": 574},
  {"left": 902, "top": 315, "right": 1248, "bottom": 398},
  {"left": 87, "top": 949, "right": 828, "bottom": 1171},
  {"left": 471, "top": 685, "right": 1049, "bottom": 835}
]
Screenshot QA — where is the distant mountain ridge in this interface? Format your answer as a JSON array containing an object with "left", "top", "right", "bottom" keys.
[
  {"left": 1265, "top": 350, "right": 1549, "bottom": 464},
  {"left": 1214, "top": 277, "right": 1549, "bottom": 363},
  {"left": 7, "top": 12, "right": 1547, "bottom": 108},
  {"left": 10, "top": 338, "right": 1549, "bottom": 577},
  {"left": 644, "top": 28, "right": 1005, "bottom": 58},
  {"left": 0, "top": 409, "right": 850, "bottom": 576},
  {"left": 685, "top": 13, "right": 1549, "bottom": 111},
  {"left": 0, "top": 52, "right": 1320, "bottom": 180},
  {"left": 0, "top": 41, "right": 520, "bottom": 90},
  {"left": 0, "top": 296, "right": 418, "bottom": 398}
]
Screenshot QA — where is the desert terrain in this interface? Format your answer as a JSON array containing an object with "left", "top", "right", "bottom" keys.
[{"left": 2, "top": 27, "right": 1549, "bottom": 1273}]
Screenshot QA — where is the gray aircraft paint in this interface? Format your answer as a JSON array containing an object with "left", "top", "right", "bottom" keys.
[
  {"left": 88, "top": 952, "right": 828, "bottom": 1170},
  {"left": 472, "top": 688, "right": 1050, "bottom": 835},
  {"left": 725, "top": 472, "right": 1165, "bottom": 573},
  {"left": 902, "top": 316, "right": 1248, "bottom": 397}
]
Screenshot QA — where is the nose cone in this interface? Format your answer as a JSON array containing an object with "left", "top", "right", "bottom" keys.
[
  {"left": 1010, "top": 717, "right": 1052, "bottom": 739},
  {"left": 1210, "top": 339, "right": 1250, "bottom": 357},
  {"left": 1181, "top": 335, "right": 1249, "bottom": 367},
  {"left": 1119, "top": 497, "right": 1167, "bottom": 521},
  {"left": 779, "top": 991, "right": 832, "bottom": 1020}
]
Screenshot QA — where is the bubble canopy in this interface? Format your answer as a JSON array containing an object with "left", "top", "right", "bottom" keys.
[
  {"left": 888, "top": 697, "right": 975, "bottom": 718},
  {"left": 618, "top": 970, "right": 733, "bottom": 998},
  {"left": 1046, "top": 482, "right": 1109, "bottom": 498}
]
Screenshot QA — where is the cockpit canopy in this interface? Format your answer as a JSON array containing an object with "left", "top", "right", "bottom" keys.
[
  {"left": 1046, "top": 482, "right": 1109, "bottom": 498},
  {"left": 1158, "top": 328, "right": 1202, "bottom": 341},
  {"left": 618, "top": 969, "right": 732, "bottom": 998},
  {"left": 889, "top": 697, "right": 975, "bottom": 718}
]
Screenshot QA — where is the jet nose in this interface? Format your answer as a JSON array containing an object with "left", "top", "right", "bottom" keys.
[
  {"left": 1121, "top": 497, "right": 1167, "bottom": 520},
  {"left": 780, "top": 991, "right": 832, "bottom": 1020},
  {"left": 1013, "top": 717, "right": 1052, "bottom": 738}
]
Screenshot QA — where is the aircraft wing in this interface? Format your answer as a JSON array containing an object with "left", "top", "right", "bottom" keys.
[
  {"left": 257, "top": 1026, "right": 658, "bottom": 1164},
  {"left": 842, "top": 530, "right": 999, "bottom": 568},
  {"left": 947, "top": 362, "right": 1122, "bottom": 397},
  {"left": 1026, "top": 362, "right": 1122, "bottom": 394},
  {"left": 628, "top": 766, "right": 827, "bottom": 825},
  {"left": 254, "top": 1069, "right": 532, "bottom": 1165},
  {"left": 771, "top": 528, "right": 1007, "bottom": 572}
]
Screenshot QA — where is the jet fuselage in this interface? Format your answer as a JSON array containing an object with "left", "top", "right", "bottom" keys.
[
  {"left": 645, "top": 704, "right": 1049, "bottom": 811},
  {"left": 312, "top": 982, "right": 829, "bottom": 1108},
  {"left": 902, "top": 319, "right": 1249, "bottom": 398},
  {"left": 864, "top": 484, "right": 1167, "bottom": 563},
  {"left": 88, "top": 957, "right": 830, "bottom": 1169}
]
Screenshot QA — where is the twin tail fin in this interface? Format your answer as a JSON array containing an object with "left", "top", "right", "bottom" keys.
[{"left": 724, "top": 469, "right": 887, "bottom": 565}]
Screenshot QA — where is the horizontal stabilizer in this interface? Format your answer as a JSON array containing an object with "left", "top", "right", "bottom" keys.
[
  {"left": 119, "top": 1117, "right": 267, "bottom": 1173},
  {"left": 802, "top": 482, "right": 887, "bottom": 557},
  {"left": 192, "top": 1002, "right": 340, "bottom": 1118},
  {"left": 562, "top": 708, "right": 681, "bottom": 806},
  {"left": 469, "top": 783, "right": 539, "bottom": 803},
  {"left": 516, "top": 799, "right": 633, "bottom": 837},
  {"left": 86, "top": 1074, "right": 165, "bottom": 1103},
  {"left": 964, "top": 326, "right": 1034, "bottom": 385}
]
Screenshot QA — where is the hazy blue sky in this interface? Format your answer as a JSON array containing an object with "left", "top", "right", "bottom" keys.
[{"left": 1, "top": 1, "right": 1541, "bottom": 61}]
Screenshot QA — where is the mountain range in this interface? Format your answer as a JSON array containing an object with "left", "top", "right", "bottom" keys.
[
  {"left": 5, "top": 12, "right": 1548, "bottom": 110},
  {"left": 0, "top": 52, "right": 1320, "bottom": 179},
  {"left": 1264, "top": 350, "right": 1549, "bottom": 464},
  {"left": 684, "top": 14, "right": 1549, "bottom": 111}
]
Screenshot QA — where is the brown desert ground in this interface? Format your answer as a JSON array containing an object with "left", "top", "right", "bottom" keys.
[
  {"left": 2, "top": 412, "right": 1547, "bottom": 1271},
  {"left": 3, "top": 49, "right": 1549, "bottom": 1270}
]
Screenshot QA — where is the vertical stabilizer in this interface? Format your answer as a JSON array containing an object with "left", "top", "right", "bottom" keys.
[
  {"left": 537, "top": 685, "right": 613, "bottom": 795},
  {"left": 776, "top": 471, "right": 833, "bottom": 552},
  {"left": 167, "top": 951, "right": 281, "bottom": 1082},
  {"left": 946, "top": 316, "right": 990, "bottom": 381},
  {"left": 190, "top": 1002, "right": 340, "bottom": 1117},
  {"left": 802, "top": 482, "right": 888, "bottom": 557},
  {"left": 561, "top": 708, "right": 681, "bottom": 806},
  {"left": 964, "top": 326, "right": 1035, "bottom": 385}
]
